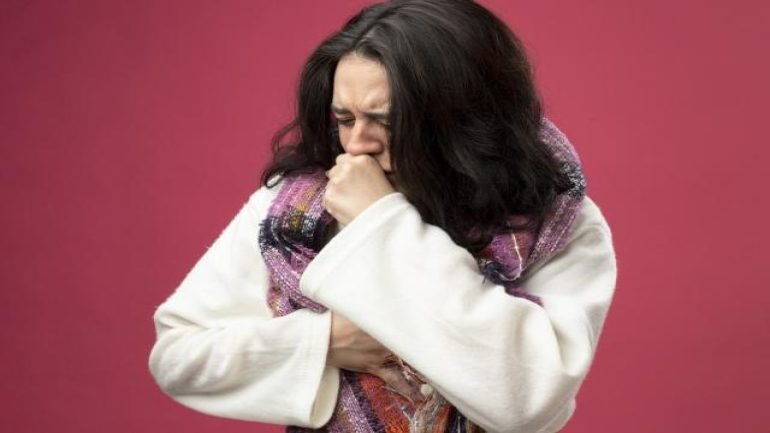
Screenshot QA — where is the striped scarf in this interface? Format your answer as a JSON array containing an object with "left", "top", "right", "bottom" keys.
[{"left": 258, "top": 119, "right": 586, "bottom": 433}]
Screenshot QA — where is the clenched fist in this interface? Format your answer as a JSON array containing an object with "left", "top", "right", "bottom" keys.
[{"left": 323, "top": 153, "right": 396, "bottom": 226}]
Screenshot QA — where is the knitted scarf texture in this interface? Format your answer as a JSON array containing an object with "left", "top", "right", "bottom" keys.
[{"left": 258, "top": 118, "right": 586, "bottom": 433}]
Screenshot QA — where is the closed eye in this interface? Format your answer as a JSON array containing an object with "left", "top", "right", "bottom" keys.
[
  {"left": 334, "top": 116, "right": 390, "bottom": 132},
  {"left": 336, "top": 118, "right": 355, "bottom": 127}
]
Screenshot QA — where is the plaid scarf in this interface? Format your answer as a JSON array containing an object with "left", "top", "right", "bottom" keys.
[{"left": 258, "top": 119, "right": 586, "bottom": 433}]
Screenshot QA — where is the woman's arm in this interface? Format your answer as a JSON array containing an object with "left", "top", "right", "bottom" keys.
[
  {"left": 300, "top": 193, "right": 617, "bottom": 433},
  {"left": 148, "top": 185, "right": 339, "bottom": 428}
]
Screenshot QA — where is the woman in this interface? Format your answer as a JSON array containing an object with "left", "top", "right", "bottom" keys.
[{"left": 149, "top": 1, "right": 616, "bottom": 432}]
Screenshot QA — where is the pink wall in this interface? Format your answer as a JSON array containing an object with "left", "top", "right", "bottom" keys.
[{"left": 2, "top": 0, "right": 768, "bottom": 431}]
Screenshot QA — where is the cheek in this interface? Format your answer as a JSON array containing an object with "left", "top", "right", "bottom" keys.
[
  {"left": 374, "top": 130, "right": 390, "bottom": 150},
  {"left": 337, "top": 129, "right": 351, "bottom": 150}
]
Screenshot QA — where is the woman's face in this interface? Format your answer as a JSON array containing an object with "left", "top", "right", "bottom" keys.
[{"left": 331, "top": 53, "right": 392, "bottom": 173}]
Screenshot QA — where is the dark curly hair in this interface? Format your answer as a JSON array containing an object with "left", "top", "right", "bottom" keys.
[{"left": 261, "top": 0, "right": 571, "bottom": 253}]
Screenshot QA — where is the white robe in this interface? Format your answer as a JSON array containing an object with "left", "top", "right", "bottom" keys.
[{"left": 148, "top": 182, "right": 617, "bottom": 433}]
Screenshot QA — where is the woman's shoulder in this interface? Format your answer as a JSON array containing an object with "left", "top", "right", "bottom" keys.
[
  {"left": 520, "top": 195, "right": 616, "bottom": 301},
  {"left": 575, "top": 196, "right": 613, "bottom": 239},
  {"left": 246, "top": 176, "right": 285, "bottom": 219},
  {"left": 551, "top": 195, "right": 615, "bottom": 279}
]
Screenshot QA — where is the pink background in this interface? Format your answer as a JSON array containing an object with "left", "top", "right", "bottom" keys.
[{"left": 2, "top": 0, "right": 768, "bottom": 432}]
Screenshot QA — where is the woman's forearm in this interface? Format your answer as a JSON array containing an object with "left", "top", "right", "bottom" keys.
[
  {"left": 300, "top": 193, "right": 617, "bottom": 432},
  {"left": 148, "top": 186, "right": 339, "bottom": 427}
]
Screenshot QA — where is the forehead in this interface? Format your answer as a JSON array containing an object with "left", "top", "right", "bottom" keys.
[{"left": 332, "top": 53, "right": 390, "bottom": 111}]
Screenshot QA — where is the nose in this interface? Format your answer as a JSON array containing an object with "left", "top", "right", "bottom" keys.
[{"left": 344, "top": 123, "right": 384, "bottom": 156}]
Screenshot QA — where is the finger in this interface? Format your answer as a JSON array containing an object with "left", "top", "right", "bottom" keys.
[
  {"left": 321, "top": 190, "right": 335, "bottom": 215},
  {"left": 344, "top": 153, "right": 375, "bottom": 166},
  {"left": 326, "top": 163, "right": 341, "bottom": 178},
  {"left": 335, "top": 153, "right": 350, "bottom": 165},
  {"left": 375, "top": 366, "right": 424, "bottom": 404}
]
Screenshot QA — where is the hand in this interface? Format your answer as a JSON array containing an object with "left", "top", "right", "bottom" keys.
[
  {"left": 323, "top": 154, "right": 395, "bottom": 226},
  {"left": 327, "top": 311, "right": 423, "bottom": 402}
]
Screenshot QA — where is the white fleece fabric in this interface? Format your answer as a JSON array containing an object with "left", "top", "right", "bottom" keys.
[{"left": 149, "top": 183, "right": 616, "bottom": 433}]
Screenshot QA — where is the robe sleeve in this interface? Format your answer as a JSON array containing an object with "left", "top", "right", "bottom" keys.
[
  {"left": 148, "top": 185, "right": 340, "bottom": 428},
  {"left": 300, "top": 193, "right": 616, "bottom": 433}
]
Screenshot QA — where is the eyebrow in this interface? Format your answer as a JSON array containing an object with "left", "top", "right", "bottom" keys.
[{"left": 331, "top": 105, "right": 389, "bottom": 122}]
